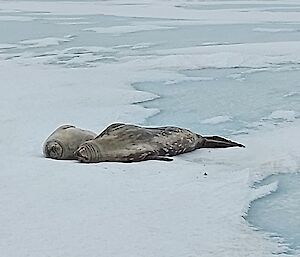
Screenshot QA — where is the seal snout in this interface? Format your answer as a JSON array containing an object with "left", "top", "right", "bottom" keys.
[
  {"left": 74, "top": 146, "right": 90, "bottom": 162},
  {"left": 45, "top": 141, "right": 63, "bottom": 159},
  {"left": 74, "top": 142, "right": 102, "bottom": 163}
]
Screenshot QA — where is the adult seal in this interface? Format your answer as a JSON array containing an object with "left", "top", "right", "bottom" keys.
[
  {"left": 43, "top": 125, "right": 96, "bottom": 160},
  {"left": 74, "top": 123, "right": 244, "bottom": 163}
]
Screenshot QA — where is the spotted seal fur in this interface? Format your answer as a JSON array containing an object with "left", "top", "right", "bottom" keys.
[
  {"left": 74, "top": 123, "right": 244, "bottom": 163},
  {"left": 43, "top": 125, "right": 97, "bottom": 160}
]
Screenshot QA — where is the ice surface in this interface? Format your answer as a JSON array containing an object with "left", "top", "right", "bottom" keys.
[
  {"left": 253, "top": 27, "right": 299, "bottom": 33},
  {"left": 19, "top": 37, "right": 72, "bottom": 48},
  {"left": 1, "top": 1, "right": 300, "bottom": 257},
  {"left": 248, "top": 174, "right": 300, "bottom": 252},
  {"left": 267, "top": 110, "right": 297, "bottom": 122},
  {"left": 135, "top": 68, "right": 300, "bottom": 135},
  {"left": 84, "top": 25, "right": 175, "bottom": 35},
  {"left": 201, "top": 116, "right": 232, "bottom": 125}
]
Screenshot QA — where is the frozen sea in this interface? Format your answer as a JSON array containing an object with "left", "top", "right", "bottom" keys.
[{"left": 1, "top": 1, "right": 300, "bottom": 257}]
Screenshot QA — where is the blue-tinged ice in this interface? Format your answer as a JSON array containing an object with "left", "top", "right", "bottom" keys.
[{"left": 248, "top": 173, "right": 300, "bottom": 251}]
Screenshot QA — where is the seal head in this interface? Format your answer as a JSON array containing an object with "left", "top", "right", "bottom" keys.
[
  {"left": 43, "top": 140, "right": 64, "bottom": 159},
  {"left": 74, "top": 141, "right": 102, "bottom": 163},
  {"left": 43, "top": 125, "right": 97, "bottom": 160}
]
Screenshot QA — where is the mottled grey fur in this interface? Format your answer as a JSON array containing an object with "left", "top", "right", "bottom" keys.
[
  {"left": 43, "top": 125, "right": 96, "bottom": 160},
  {"left": 74, "top": 123, "right": 244, "bottom": 163}
]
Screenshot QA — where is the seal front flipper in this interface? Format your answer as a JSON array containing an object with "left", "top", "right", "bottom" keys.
[{"left": 145, "top": 156, "right": 173, "bottom": 162}]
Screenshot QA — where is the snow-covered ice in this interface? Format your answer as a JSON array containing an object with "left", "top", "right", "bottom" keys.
[
  {"left": 253, "top": 27, "right": 299, "bottom": 33},
  {"left": 84, "top": 25, "right": 175, "bottom": 35},
  {"left": 1, "top": 1, "right": 300, "bottom": 257},
  {"left": 19, "top": 37, "right": 72, "bottom": 48}
]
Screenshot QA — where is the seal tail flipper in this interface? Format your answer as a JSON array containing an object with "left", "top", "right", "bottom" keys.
[{"left": 199, "top": 136, "right": 245, "bottom": 148}]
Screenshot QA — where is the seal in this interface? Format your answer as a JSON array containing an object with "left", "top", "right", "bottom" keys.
[
  {"left": 74, "top": 123, "right": 244, "bottom": 163},
  {"left": 43, "top": 125, "right": 97, "bottom": 160}
]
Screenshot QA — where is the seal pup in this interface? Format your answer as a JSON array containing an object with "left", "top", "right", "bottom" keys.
[
  {"left": 74, "top": 123, "right": 244, "bottom": 163},
  {"left": 43, "top": 125, "right": 97, "bottom": 160}
]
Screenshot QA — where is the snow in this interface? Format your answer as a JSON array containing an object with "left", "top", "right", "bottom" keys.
[
  {"left": 84, "top": 25, "right": 175, "bottom": 35},
  {"left": 19, "top": 37, "right": 72, "bottom": 48},
  {"left": 253, "top": 27, "right": 299, "bottom": 33},
  {"left": 1, "top": 1, "right": 300, "bottom": 257},
  {"left": 164, "top": 76, "right": 214, "bottom": 85},
  {"left": 267, "top": 110, "right": 297, "bottom": 122},
  {"left": 144, "top": 41, "right": 300, "bottom": 70},
  {"left": 0, "top": 15, "right": 34, "bottom": 21},
  {"left": 1, "top": 0, "right": 300, "bottom": 23}
]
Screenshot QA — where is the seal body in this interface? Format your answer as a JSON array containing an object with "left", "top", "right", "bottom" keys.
[
  {"left": 74, "top": 123, "right": 244, "bottom": 163},
  {"left": 43, "top": 125, "right": 97, "bottom": 160}
]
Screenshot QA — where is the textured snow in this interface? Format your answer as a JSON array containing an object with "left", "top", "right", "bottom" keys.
[
  {"left": 1, "top": 0, "right": 300, "bottom": 23},
  {"left": 19, "top": 37, "right": 72, "bottom": 48},
  {"left": 84, "top": 25, "right": 175, "bottom": 35},
  {"left": 268, "top": 110, "right": 297, "bottom": 122},
  {"left": 0, "top": 15, "right": 34, "bottom": 21},
  {"left": 253, "top": 27, "right": 299, "bottom": 33}
]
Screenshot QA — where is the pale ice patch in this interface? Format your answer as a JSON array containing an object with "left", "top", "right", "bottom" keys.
[
  {"left": 41, "top": 47, "right": 118, "bottom": 67},
  {"left": 136, "top": 41, "right": 300, "bottom": 71},
  {"left": 39, "top": 17, "right": 85, "bottom": 21},
  {"left": 56, "top": 21, "right": 95, "bottom": 25},
  {"left": 64, "top": 46, "right": 117, "bottom": 54},
  {"left": 1, "top": 0, "right": 300, "bottom": 23},
  {"left": 0, "top": 15, "right": 34, "bottom": 21},
  {"left": 112, "top": 42, "right": 159, "bottom": 50},
  {"left": 131, "top": 42, "right": 159, "bottom": 50},
  {"left": 247, "top": 181, "right": 279, "bottom": 204},
  {"left": 84, "top": 24, "right": 175, "bottom": 35},
  {"left": 19, "top": 37, "right": 72, "bottom": 48},
  {"left": 253, "top": 27, "right": 299, "bottom": 33},
  {"left": 201, "top": 115, "right": 232, "bottom": 125},
  {"left": 283, "top": 91, "right": 300, "bottom": 98},
  {"left": 200, "top": 41, "right": 232, "bottom": 46},
  {"left": 267, "top": 110, "right": 297, "bottom": 122},
  {"left": 164, "top": 76, "right": 213, "bottom": 85},
  {"left": 0, "top": 44, "right": 17, "bottom": 50}
]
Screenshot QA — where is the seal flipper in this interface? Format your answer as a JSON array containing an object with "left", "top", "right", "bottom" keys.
[
  {"left": 96, "top": 123, "right": 126, "bottom": 138},
  {"left": 199, "top": 136, "right": 245, "bottom": 148},
  {"left": 121, "top": 155, "right": 173, "bottom": 162},
  {"left": 145, "top": 156, "right": 173, "bottom": 162}
]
